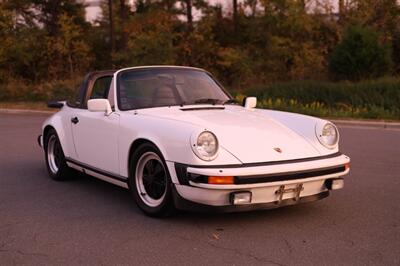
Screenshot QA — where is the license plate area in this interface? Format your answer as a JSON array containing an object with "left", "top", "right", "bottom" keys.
[{"left": 275, "top": 184, "right": 304, "bottom": 205}]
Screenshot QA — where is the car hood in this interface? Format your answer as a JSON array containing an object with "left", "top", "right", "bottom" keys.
[{"left": 137, "top": 105, "right": 321, "bottom": 164}]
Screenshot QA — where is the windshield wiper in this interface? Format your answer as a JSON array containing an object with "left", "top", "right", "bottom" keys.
[{"left": 193, "top": 98, "right": 224, "bottom": 105}]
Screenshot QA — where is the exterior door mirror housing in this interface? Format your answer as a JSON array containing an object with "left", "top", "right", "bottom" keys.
[
  {"left": 87, "top": 99, "right": 112, "bottom": 116},
  {"left": 243, "top": 97, "right": 257, "bottom": 109}
]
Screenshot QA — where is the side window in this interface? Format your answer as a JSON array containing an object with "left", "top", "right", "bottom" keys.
[{"left": 90, "top": 76, "right": 113, "bottom": 100}]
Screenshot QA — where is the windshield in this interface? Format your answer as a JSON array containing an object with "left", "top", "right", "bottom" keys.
[{"left": 117, "top": 68, "right": 231, "bottom": 110}]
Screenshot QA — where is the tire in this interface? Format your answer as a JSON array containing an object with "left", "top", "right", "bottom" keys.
[
  {"left": 128, "top": 143, "right": 175, "bottom": 217},
  {"left": 44, "top": 129, "right": 71, "bottom": 181}
]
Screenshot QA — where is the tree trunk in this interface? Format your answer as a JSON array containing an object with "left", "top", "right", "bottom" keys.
[
  {"left": 246, "top": 0, "right": 257, "bottom": 17},
  {"left": 108, "top": 0, "right": 115, "bottom": 54},
  {"left": 300, "top": 0, "right": 306, "bottom": 11},
  {"left": 233, "top": 0, "right": 238, "bottom": 31},
  {"left": 119, "top": 0, "right": 128, "bottom": 51},
  {"left": 262, "top": 0, "right": 269, "bottom": 16},
  {"left": 339, "top": 0, "right": 345, "bottom": 22},
  {"left": 185, "top": 0, "right": 193, "bottom": 32}
]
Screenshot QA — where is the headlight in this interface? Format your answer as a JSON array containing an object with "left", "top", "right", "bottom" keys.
[
  {"left": 316, "top": 122, "right": 339, "bottom": 149},
  {"left": 191, "top": 131, "right": 219, "bottom": 161}
]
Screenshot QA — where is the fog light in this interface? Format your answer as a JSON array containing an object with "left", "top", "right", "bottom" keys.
[
  {"left": 230, "top": 191, "right": 252, "bottom": 205},
  {"left": 325, "top": 178, "right": 344, "bottom": 190}
]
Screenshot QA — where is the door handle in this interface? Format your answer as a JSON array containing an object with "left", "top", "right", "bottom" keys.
[{"left": 71, "top": 117, "right": 79, "bottom": 124}]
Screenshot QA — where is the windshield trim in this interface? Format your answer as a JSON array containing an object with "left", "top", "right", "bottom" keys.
[{"left": 116, "top": 67, "right": 233, "bottom": 111}]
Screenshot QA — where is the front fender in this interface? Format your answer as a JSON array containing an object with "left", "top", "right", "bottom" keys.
[{"left": 118, "top": 113, "right": 242, "bottom": 178}]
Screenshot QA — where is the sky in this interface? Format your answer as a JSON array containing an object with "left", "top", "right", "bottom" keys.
[
  {"left": 84, "top": 0, "right": 231, "bottom": 22},
  {"left": 85, "top": 0, "right": 340, "bottom": 22}
]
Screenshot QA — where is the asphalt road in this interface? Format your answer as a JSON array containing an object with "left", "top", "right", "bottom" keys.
[{"left": 1, "top": 112, "right": 399, "bottom": 266}]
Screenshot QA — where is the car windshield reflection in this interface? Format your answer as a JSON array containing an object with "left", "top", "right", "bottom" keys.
[{"left": 117, "top": 68, "right": 231, "bottom": 110}]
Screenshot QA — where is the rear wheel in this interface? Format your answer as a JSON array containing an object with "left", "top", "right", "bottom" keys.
[
  {"left": 129, "top": 143, "right": 175, "bottom": 217},
  {"left": 44, "top": 129, "right": 71, "bottom": 181}
]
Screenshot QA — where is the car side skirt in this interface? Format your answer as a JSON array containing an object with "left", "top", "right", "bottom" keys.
[{"left": 65, "top": 158, "right": 129, "bottom": 189}]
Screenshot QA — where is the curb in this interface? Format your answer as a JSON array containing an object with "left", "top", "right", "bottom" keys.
[{"left": 331, "top": 119, "right": 400, "bottom": 130}]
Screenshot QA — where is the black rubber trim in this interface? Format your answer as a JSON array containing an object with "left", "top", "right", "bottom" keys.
[
  {"left": 174, "top": 153, "right": 345, "bottom": 185},
  {"left": 65, "top": 157, "right": 127, "bottom": 183},
  {"left": 172, "top": 185, "right": 329, "bottom": 213},
  {"left": 37, "top": 134, "right": 42, "bottom": 148},
  {"left": 188, "top": 165, "right": 346, "bottom": 185},
  {"left": 180, "top": 107, "right": 225, "bottom": 111},
  {"left": 175, "top": 163, "right": 190, "bottom": 185},
  {"left": 234, "top": 165, "right": 346, "bottom": 184},
  {"left": 47, "top": 101, "right": 64, "bottom": 108},
  {"left": 184, "top": 152, "right": 343, "bottom": 169}
]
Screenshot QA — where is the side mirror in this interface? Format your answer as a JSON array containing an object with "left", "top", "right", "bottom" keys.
[
  {"left": 88, "top": 99, "right": 112, "bottom": 116},
  {"left": 243, "top": 97, "right": 257, "bottom": 109}
]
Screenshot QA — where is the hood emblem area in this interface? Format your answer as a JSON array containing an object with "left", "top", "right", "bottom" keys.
[{"left": 273, "top": 147, "right": 282, "bottom": 153}]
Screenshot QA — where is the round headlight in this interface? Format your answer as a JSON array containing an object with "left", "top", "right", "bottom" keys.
[
  {"left": 316, "top": 122, "right": 339, "bottom": 149},
  {"left": 192, "top": 131, "right": 219, "bottom": 161}
]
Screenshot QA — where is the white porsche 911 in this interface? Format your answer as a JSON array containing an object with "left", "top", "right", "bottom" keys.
[{"left": 38, "top": 66, "right": 350, "bottom": 217}]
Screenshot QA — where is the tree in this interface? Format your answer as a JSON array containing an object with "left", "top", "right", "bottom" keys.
[
  {"left": 31, "top": 0, "right": 87, "bottom": 36},
  {"left": 232, "top": 0, "right": 238, "bottom": 30},
  {"left": 183, "top": 0, "right": 193, "bottom": 31},
  {"left": 245, "top": 0, "right": 258, "bottom": 17},
  {"left": 108, "top": 0, "right": 114, "bottom": 53},
  {"left": 338, "top": 0, "right": 346, "bottom": 22},
  {"left": 124, "top": 9, "right": 177, "bottom": 66},
  {"left": 46, "top": 13, "right": 93, "bottom": 79},
  {"left": 329, "top": 26, "right": 392, "bottom": 80}
]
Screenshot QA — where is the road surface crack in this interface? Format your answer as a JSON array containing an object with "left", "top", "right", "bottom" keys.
[{"left": 284, "top": 238, "right": 293, "bottom": 254}]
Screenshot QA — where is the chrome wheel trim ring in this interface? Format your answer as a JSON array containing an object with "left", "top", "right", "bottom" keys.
[
  {"left": 135, "top": 151, "right": 167, "bottom": 207},
  {"left": 47, "top": 135, "right": 59, "bottom": 174}
]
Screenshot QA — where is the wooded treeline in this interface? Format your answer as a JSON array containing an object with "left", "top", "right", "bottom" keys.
[{"left": 0, "top": 0, "right": 399, "bottom": 92}]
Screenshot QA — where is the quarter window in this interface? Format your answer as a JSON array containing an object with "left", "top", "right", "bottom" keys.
[{"left": 90, "top": 76, "right": 113, "bottom": 100}]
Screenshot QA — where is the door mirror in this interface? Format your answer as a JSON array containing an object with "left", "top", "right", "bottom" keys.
[
  {"left": 87, "top": 99, "right": 112, "bottom": 116},
  {"left": 243, "top": 97, "right": 257, "bottom": 109}
]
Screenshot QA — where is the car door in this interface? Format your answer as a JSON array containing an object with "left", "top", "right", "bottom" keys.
[{"left": 70, "top": 75, "right": 120, "bottom": 175}]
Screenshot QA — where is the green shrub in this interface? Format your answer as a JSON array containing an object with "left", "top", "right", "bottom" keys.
[
  {"left": 329, "top": 26, "right": 392, "bottom": 81},
  {"left": 242, "top": 78, "right": 400, "bottom": 119}
]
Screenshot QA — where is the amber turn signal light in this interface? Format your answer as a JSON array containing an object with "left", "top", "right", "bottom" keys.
[{"left": 208, "top": 176, "right": 234, "bottom": 184}]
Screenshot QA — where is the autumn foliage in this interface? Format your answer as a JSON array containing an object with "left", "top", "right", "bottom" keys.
[{"left": 0, "top": 0, "right": 399, "bottom": 119}]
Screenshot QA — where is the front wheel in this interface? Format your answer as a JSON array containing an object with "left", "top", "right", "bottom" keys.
[
  {"left": 129, "top": 143, "right": 175, "bottom": 217},
  {"left": 44, "top": 129, "right": 71, "bottom": 181}
]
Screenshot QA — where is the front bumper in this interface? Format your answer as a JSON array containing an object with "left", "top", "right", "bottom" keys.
[
  {"left": 172, "top": 186, "right": 330, "bottom": 213},
  {"left": 168, "top": 153, "right": 350, "bottom": 211}
]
